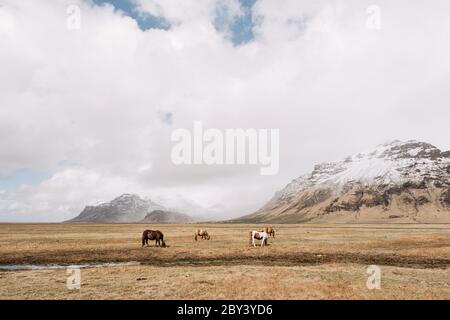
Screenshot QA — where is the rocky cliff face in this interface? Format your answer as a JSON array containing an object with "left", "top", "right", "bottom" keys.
[{"left": 237, "top": 140, "right": 450, "bottom": 223}]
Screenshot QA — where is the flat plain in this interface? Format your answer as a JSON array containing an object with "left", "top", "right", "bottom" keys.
[{"left": 0, "top": 223, "right": 449, "bottom": 299}]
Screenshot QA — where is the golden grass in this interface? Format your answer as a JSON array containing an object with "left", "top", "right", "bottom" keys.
[
  {"left": 1, "top": 263, "right": 449, "bottom": 300},
  {"left": 0, "top": 223, "right": 450, "bottom": 299}
]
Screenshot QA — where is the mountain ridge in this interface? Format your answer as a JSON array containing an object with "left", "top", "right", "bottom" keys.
[
  {"left": 65, "top": 193, "right": 193, "bottom": 223},
  {"left": 235, "top": 140, "right": 450, "bottom": 223}
]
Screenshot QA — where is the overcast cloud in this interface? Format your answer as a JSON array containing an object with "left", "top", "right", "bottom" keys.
[{"left": 1, "top": 0, "right": 450, "bottom": 221}]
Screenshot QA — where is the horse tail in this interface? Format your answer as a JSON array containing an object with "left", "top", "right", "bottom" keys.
[
  {"left": 194, "top": 233, "right": 198, "bottom": 241},
  {"left": 249, "top": 231, "right": 253, "bottom": 244},
  {"left": 272, "top": 229, "right": 275, "bottom": 238}
]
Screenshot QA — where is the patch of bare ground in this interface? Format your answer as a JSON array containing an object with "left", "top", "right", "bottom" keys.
[{"left": 1, "top": 248, "right": 449, "bottom": 270}]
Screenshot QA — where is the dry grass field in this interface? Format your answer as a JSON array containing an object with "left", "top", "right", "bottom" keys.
[{"left": 0, "top": 223, "right": 450, "bottom": 299}]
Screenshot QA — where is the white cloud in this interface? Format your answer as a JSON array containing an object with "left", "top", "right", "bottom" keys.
[{"left": 1, "top": 0, "right": 450, "bottom": 221}]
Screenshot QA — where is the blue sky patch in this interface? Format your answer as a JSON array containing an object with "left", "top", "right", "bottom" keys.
[
  {"left": 92, "top": 0, "right": 170, "bottom": 30},
  {"left": 158, "top": 111, "right": 174, "bottom": 125},
  {"left": 91, "top": 0, "right": 256, "bottom": 45},
  {"left": 214, "top": 0, "right": 255, "bottom": 45},
  {"left": 231, "top": 0, "right": 257, "bottom": 45},
  {"left": 0, "top": 168, "right": 49, "bottom": 192}
]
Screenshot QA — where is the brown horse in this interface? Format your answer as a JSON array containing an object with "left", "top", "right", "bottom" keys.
[
  {"left": 194, "top": 229, "right": 211, "bottom": 241},
  {"left": 264, "top": 226, "right": 275, "bottom": 237},
  {"left": 142, "top": 230, "right": 166, "bottom": 247}
]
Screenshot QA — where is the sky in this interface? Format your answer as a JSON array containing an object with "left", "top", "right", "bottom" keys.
[{"left": 1, "top": 0, "right": 450, "bottom": 222}]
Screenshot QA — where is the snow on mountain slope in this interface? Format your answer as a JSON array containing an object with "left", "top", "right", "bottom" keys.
[
  {"left": 236, "top": 140, "right": 450, "bottom": 223},
  {"left": 65, "top": 194, "right": 166, "bottom": 223}
]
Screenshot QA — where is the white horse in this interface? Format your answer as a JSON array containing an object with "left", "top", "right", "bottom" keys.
[{"left": 250, "top": 230, "right": 269, "bottom": 247}]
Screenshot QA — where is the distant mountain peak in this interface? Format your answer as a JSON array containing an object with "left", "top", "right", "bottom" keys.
[
  {"left": 65, "top": 193, "right": 196, "bottom": 224},
  {"left": 113, "top": 193, "right": 140, "bottom": 200},
  {"left": 107, "top": 193, "right": 159, "bottom": 208},
  {"left": 350, "top": 140, "right": 442, "bottom": 162},
  {"left": 288, "top": 140, "right": 447, "bottom": 192},
  {"left": 66, "top": 193, "right": 165, "bottom": 223}
]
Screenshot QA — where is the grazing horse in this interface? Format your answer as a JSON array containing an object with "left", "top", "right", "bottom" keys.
[
  {"left": 249, "top": 230, "right": 269, "bottom": 247},
  {"left": 264, "top": 226, "right": 275, "bottom": 237},
  {"left": 142, "top": 230, "right": 166, "bottom": 247},
  {"left": 194, "top": 229, "right": 211, "bottom": 241}
]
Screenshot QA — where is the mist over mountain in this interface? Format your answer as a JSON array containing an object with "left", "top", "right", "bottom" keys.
[{"left": 141, "top": 210, "right": 193, "bottom": 224}]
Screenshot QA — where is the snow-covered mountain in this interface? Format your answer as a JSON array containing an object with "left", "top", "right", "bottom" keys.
[
  {"left": 236, "top": 140, "right": 450, "bottom": 223},
  {"left": 66, "top": 193, "right": 166, "bottom": 223}
]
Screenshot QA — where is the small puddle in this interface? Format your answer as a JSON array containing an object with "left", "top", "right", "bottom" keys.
[{"left": 0, "top": 261, "right": 140, "bottom": 271}]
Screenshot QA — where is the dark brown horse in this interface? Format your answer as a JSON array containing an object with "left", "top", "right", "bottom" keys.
[{"left": 142, "top": 230, "right": 166, "bottom": 247}]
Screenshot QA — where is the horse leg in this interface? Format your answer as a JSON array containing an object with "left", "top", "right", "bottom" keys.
[{"left": 262, "top": 237, "right": 267, "bottom": 247}]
